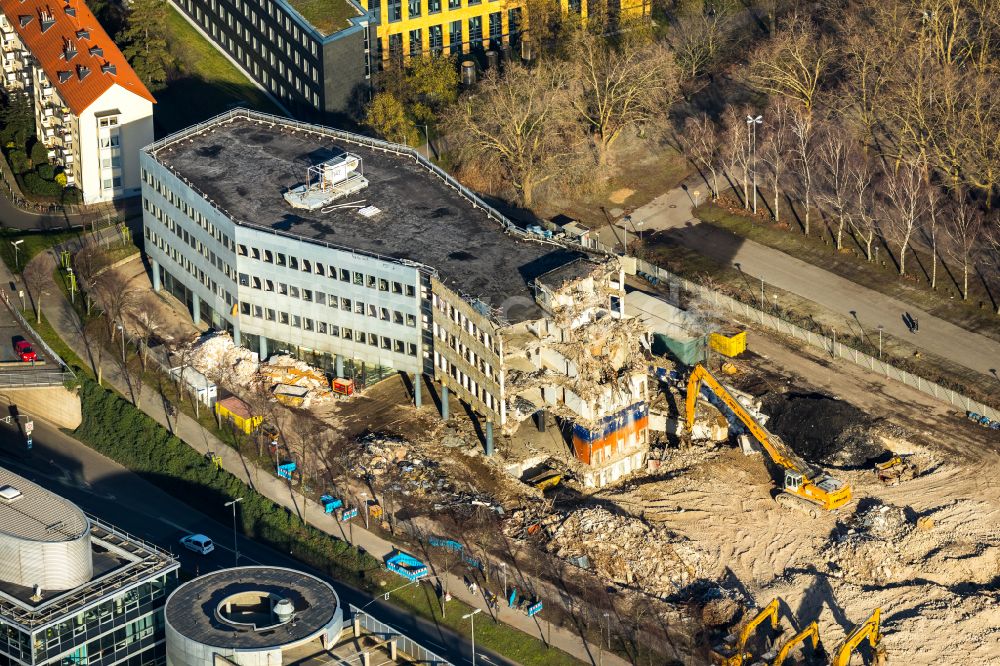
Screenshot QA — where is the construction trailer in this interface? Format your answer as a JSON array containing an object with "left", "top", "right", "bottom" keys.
[
  {"left": 625, "top": 290, "right": 708, "bottom": 367},
  {"left": 215, "top": 396, "right": 263, "bottom": 434},
  {"left": 168, "top": 365, "right": 218, "bottom": 406}
]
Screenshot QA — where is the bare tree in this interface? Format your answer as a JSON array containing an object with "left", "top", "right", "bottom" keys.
[
  {"left": 667, "top": 11, "right": 731, "bottom": 80},
  {"left": 448, "top": 62, "right": 580, "bottom": 206},
  {"left": 758, "top": 97, "right": 793, "bottom": 223},
  {"left": 569, "top": 31, "right": 679, "bottom": 166},
  {"left": 22, "top": 254, "right": 52, "bottom": 324},
  {"left": 881, "top": 159, "right": 928, "bottom": 276},
  {"left": 944, "top": 191, "right": 983, "bottom": 300},
  {"left": 790, "top": 110, "right": 816, "bottom": 234},
  {"left": 848, "top": 158, "right": 880, "bottom": 262},
  {"left": 720, "top": 105, "right": 751, "bottom": 208},
  {"left": 923, "top": 183, "right": 945, "bottom": 290},
  {"left": 748, "top": 13, "right": 835, "bottom": 114},
  {"left": 680, "top": 114, "right": 722, "bottom": 199},
  {"left": 816, "top": 128, "right": 859, "bottom": 250}
]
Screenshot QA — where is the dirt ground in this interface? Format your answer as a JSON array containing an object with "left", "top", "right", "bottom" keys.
[{"left": 116, "top": 255, "right": 205, "bottom": 345}]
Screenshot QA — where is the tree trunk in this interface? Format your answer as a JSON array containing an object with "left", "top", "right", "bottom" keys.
[
  {"left": 803, "top": 189, "right": 811, "bottom": 234},
  {"left": 930, "top": 239, "right": 937, "bottom": 289},
  {"left": 897, "top": 239, "right": 909, "bottom": 275},
  {"left": 522, "top": 178, "right": 534, "bottom": 207},
  {"left": 35, "top": 303, "right": 41, "bottom": 324},
  {"left": 98, "top": 365, "right": 103, "bottom": 386},
  {"left": 773, "top": 181, "right": 780, "bottom": 223},
  {"left": 836, "top": 214, "right": 844, "bottom": 250},
  {"left": 711, "top": 169, "right": 719, "bottom": 200},
  {"left": 962, "top": 262, "right": 969, "bottom": 300},
  {"left": 742, "top": 171, "right": 749, "bottom": 209}
]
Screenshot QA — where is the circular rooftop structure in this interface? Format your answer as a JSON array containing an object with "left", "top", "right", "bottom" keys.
[
  {"left": 0, "top": 467, "right": 92, "bottom": 591},
  {"left": 165, "top": 566, "right": 343, "bottom": 666}
]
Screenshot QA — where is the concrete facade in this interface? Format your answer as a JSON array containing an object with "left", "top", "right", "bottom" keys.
[
  {"left": 3, "top": 385, "right": 82, "bottom": 429},
  {"left": 168, "top": 0, "right": 371, "bottom": 117}
]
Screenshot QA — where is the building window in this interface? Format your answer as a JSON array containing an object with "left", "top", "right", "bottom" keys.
[
  {"left": 448, "top": 0, "right": 460, "bottom": 9},
  {"left": 409, "top": 29, "right": 422, "bottom": 57},
  {"left": 449, "top": 20, "right": 462, "bottom": 51},
  {"left": 489, "top": 11, "right": 501, "bottom": 41},
  {"left": 468, "top": 15, "right": 482, "bottom": 45},
  {"left": 428, "top": 0, "right": 440, "bottom": 12},
  {"left": 388, "top": 0, "right": 401, "bottom": 21},
  {"left": 407, "top": 0, "right": 420, "bottom": 18}
]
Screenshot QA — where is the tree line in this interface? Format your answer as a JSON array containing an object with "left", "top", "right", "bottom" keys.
[{"left": 679, "top": 0, "right": 1000, "bottom": 310}]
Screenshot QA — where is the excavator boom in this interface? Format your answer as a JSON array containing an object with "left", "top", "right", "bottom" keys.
[
  {"left": 832, "top": 608, "right": 886, "bottom": 666},
  {"left": 710, "top": 598, "right": 781, "bottom": 666},
  {"left": 685, "top": 364, "right": 852, "bottom": 512},
  {"left": 772, "top": 621, "right": 820, "bottom": 666}
]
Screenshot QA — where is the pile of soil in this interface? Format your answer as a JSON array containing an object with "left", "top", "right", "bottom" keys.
[{"left": 764, "top": 392, "right": 886, "bottom": 467}]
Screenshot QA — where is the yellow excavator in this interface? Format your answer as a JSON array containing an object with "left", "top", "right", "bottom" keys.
[
  {"left": 711, "top": 598, "right": 782, "bottom": 666},
  {"left": 686, "top": 364, "right": 852, "bottom": 514},
  {"left": 832, "top": 608, "right": 887, "bottom": 666},
  {"left": 763, "top": 621, "right": 823, "bottom": 665}
]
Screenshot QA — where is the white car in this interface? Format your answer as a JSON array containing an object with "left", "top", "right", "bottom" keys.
[{"left": 180, "top": 534, "right": 215, "bottom": 555}]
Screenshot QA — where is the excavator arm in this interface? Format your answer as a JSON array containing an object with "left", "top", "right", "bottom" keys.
[
  {"left": 711, "top": 599, "right": 781, "bottom": 666},
  {"left": 685, "top": 364, "right": 852, "bottom": 511},
  {"left": 832, "top": 609, "right": 886, "bottom": 666},
  {"left": 771, "top": 621, "right": 821, "bottom": 666}
]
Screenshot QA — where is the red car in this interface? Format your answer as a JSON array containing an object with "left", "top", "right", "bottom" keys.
[{"left": 14, "top": 338, "right": 36, "bottom": 362}]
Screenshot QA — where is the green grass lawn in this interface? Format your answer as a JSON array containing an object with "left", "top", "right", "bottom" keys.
[
  {"left": 155, "top": 6, "right": 282, "bottom": 136},
  {"left": 0, "top": 229, "right": 81, "bottom": 275},
  {"left": 285, "top": 0, "right": 359, "bottom": 36}
]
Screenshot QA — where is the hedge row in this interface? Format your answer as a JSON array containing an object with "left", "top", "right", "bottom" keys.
[{"left": 74, "top": 377, "right": 379, "bottom": 582}]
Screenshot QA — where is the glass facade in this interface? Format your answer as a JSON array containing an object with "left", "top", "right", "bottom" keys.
[{"left": 0, "top": 570, "right": 178, "bottom": 666}]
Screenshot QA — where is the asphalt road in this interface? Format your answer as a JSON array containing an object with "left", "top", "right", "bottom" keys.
[{"left": 0, "top": 416, "right": 515, "bottom": 666}]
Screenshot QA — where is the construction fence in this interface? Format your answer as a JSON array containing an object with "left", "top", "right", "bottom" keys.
[
  {"left": 349, "top": 605, "right": 453, "bottom": 665},
  {"left": 630, "top": 257, "right": 1000, "bottom": 424}
]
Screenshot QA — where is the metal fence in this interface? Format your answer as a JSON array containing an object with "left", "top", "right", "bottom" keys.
[
  {"left": 630, "top": 256, "right": 1000, "bottom": 423},
  {"left": 349, "top": 605, "right": 453, "bottom": 665}
]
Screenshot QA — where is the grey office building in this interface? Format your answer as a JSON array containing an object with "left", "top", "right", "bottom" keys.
[
  {"left": 0, "top": 467, "right": 180, "bottom": 666},
  {"left": 140, "top": 109, "right": 581, "bottom": 422},
  {"left": 167, "top": 0, "right": 373, "bottom": 117}
]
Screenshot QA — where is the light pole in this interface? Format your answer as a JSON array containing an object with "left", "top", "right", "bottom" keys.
[
  {"left": 116, "top": 324, "right": 125, "bottom": 362},
  {"left": 463, "top": 608, "right": 482, "bottom": 666},
  {"left": 877, "top": 325, "right": 884, "bottom": 360},
  {"left": 224, "top": 497, "right": 243, "bottom": 565},
  {"left": 760, "top": 276, "right": 765, "bottom": 308},
  {"left": 360, "top": 491, "right": 369, "bottom": 529},
  {"left": 746, "top": 114, "right": 762, "bottom": 214},
  {"left": 604, "top": 612, "right": 610, "bottom": 649},
  {"left": 11, "top": 240, "right": 23, "bottom": 270},
  {"left": 420, "top": 124, "right": 431, "bottom": 160},
  {"left": 832, "top": 328, "right": 837, "bottom": 357}
]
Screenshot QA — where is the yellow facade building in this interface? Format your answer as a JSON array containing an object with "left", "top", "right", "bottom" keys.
[{"left": 361, "top": 0, "right": 649, "bottom": 62}]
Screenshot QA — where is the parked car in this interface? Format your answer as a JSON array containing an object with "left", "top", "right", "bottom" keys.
[
  {"left": 180, "top": 534, "right": 214, "bottom": 555},
  {"left": 13, "top": 338, "right": 36, "bottom": 362}
]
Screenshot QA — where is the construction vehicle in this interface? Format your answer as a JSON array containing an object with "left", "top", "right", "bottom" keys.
[
  {"left": 686, "top": 364, "right": 852, "bottom": 514},
  {"left": 874, "top": 456, "right": 915, "bottom": 485},
  {"left": 758, "top": 621, "right": 823, "bottom": 666},
  {"left": 711, "top": 598, "right": 782, "bottom": 666},
  {"left": 831, "top": 608, "right": 887, "bottom": 666}
]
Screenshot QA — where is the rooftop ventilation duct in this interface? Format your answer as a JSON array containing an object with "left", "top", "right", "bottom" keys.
[{"left": 272, "top": 598, "right": 294, "bottom": 624}]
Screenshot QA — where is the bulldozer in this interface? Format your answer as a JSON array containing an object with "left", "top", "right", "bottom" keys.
[
  {"left": 686, "top": 364, "right": 852, "bottom": 515},
  {"left": 831, "top": 608, "right": 887, "bottom": 666},
  {"left": 711, "top": 599, "right": 782, "bottom": 666}
]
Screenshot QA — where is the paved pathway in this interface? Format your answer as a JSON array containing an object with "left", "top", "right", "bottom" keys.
[
  {"left": 601, "top": 179, "right": 1000, "bottom": 379},
  {"left": 9, "top": 249, "right": 630, "bottom": 666}
]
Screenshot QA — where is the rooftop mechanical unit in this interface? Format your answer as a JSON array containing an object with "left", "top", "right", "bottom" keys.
[{"left": 283, "top": 153, "right": 368, "bottom": 211}]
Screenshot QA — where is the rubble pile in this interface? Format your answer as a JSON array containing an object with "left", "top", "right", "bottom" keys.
[
  {"left": 261, "top": 355, "right": 333, "bottom": 407},
  {"left": 764, "top": 392, "right": 886, "bottom": 467},
  {"left": 825, "top": 502, "right": 915, "bottom": 582},
  {"left": 187, "top": 332, "right": 259, "bottom": 383},
  {"left": 538, "top": 507, "right": 703, "bottom": 597}
]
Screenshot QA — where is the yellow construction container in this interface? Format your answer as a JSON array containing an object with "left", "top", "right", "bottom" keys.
[
  {"left": 709, "top": 330, "right": 747, "bottom": 357},
  {"left": 215, "top": 396, "right": 263, "bottom": 434}
]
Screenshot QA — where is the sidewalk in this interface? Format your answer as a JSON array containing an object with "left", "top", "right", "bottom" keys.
[
  {"left": 604, "top": 178, "right": 1000, "bottom": 379},
  {"left": 13, "top": 250, "right": 630, "bottom": 666}
]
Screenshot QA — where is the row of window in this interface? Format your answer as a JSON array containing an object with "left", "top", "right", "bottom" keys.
[
  {"left": 384, "top": 0, "right": 497, "bottom": 22},
  {"left": 434, "top": 349, "right": 498, "bottom": 413},
  {"left": 434, "top": 320, "right": 497, "bottom": 382},
  {"left": 237, "top": 243, "right": 418, "bottom": 297},
  {"left": 386, "top": 11, "right": 505, "bottom": 58},
  {"left": 243, "top": 302, "right": 418, "bottom": 356},
  {"left": 142, "top": 173, "right": 236, "bottom": 253},
  {"left": 146, "top": 227, "right": 236, "bottom": 307},
  {"left": 431, "top": 292, "right": 497, "bottom": 353},
  {"left": 144, "top": 201, "right": 236, "bottom": 283},
  {"left": 237, "top": 275, "right": 418, "bottom": 327}
]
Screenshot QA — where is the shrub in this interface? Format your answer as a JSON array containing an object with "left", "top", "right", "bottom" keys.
[
  {"left": 29, "top": 140, "right": 47, "bottom": 167},
  {"left": 8, "top": 149, "right": 29, "bottom": 174},
  {"left": 36, "top": 163, "right": 54, "bottom": 180},
  {"left": 55, "top": 172, "right": 67, "bottom": 187},
  {"left": 23, "top": 172, "right": 63, "bottom": 197}
]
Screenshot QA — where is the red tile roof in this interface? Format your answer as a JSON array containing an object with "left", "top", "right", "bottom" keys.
[{"left": 0, "top": 0, "right": 155, "bottom": 115}]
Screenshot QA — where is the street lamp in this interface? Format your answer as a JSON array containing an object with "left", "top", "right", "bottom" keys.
[
  {"left": 115, "top": 324, "right": 125, "bottom": 362},
  {"left": 360, "top": 491, "right": 369, "bottom": 529},
  {"left": 877, "top": 325, "right": 884, "bottom": 360},
  {"left": 224, "top": 497, "right": 243, "bottom": 565},
  {"left": 462, "top": 608, "right": 482, "bottom": 666},
  {"left": 10, "top": 239, "right": 23, "bottom": 270},
  {"left": 760, "top": 276, "right": 765, "bottom": 308},
  {"left": 746, "top": 114, "right": 763, "bottom": 214},
  {"left": 419, "top": 124, "right": 431, "bottom": 160}
]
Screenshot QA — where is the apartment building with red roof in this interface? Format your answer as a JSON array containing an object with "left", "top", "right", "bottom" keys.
[{"left": 0, "top": 0, "right": 154, "bottom": 203}]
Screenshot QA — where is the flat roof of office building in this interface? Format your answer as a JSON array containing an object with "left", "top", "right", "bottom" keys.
[
  {"left": 148, "top": 110, "right": 582, "bottom": 324},
  {"left": 0, "top": 466, "right": 89, "bottom": 543},
  {"left": 165, "top": 566, "right": 339, "bottom": 649}
]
